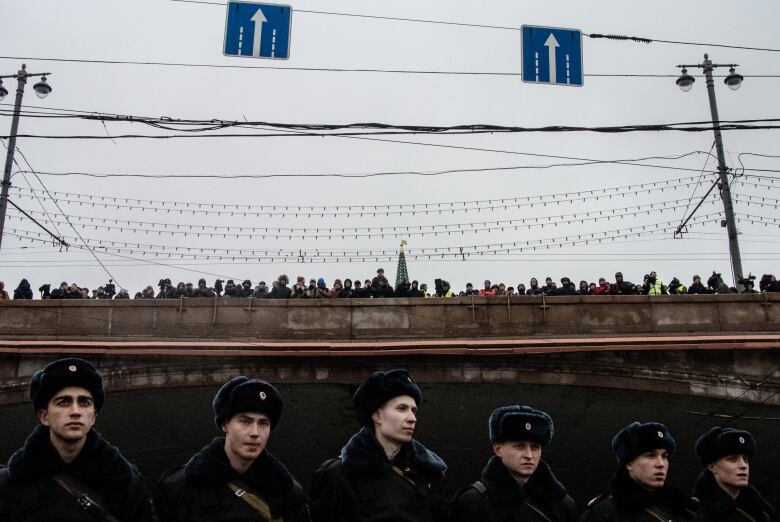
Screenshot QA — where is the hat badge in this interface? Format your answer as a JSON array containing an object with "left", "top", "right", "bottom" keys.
[
  {"left": 657, "top": 431, "right": 663, "bottom": 438},
  {"left": 739, "top": 436, "right": 745, "bottom": 444},
  {"left": 525, "top": 422, "right": 532, "bottom": 431},
  {"left": 68, "top": 365, "right": 77, "bottom": 372},
  {"left": 259, "top": 391, "right": 267, "bottom": 400}
]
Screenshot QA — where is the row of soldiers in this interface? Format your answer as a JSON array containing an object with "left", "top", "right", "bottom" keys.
[{"left": 0, "top": 359, "right": 774, "bottom": 521}]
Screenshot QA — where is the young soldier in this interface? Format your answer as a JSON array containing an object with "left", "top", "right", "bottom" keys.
[
  {"left": 308, "top": 369, "right": 448, "bottom": 522},
  {"left": 155, "top": 376, "right": 308, "bottom": 521},
  {"left": 581, "top": 421, "right": 697, "bottom": 522},
  {"left": 693, "top": 427, "right": 774, "bottom": 522},
  {"left": 0, "top": 358, "right": 154, "bottom": 521},
  {"left": 451, "top": 405, "right": 578, "bottom": 522}
]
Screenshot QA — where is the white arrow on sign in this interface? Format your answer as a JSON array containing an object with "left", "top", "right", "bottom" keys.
[
  {"left": 544, "top": 33, "right": 559, "bottom": 84},
  {"left": 250, "top": 8, "right": 267, "bottom": 57}
]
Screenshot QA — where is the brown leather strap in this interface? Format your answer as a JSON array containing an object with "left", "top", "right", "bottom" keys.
[
  {"left": 735, "top": 507, "right": 758, "bottom": 522},
  {"left": 524, "top": 500, "right": 553, "bottom": 522},
  {"left": 52, "top": 474, "right": 120, "bottom": 522},
  {"left": 390, "top": 465, "right": 416, "bottom": 486},
  {"left": 643, "top": 507, "right": 670, "bottom": 522},
  {"left": 227, "top": 482, "right": 282, "bottom": 522}
]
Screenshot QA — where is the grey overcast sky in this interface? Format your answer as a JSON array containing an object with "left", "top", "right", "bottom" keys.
[{"left": 1, "top": 0, "right": 779, "bottom": 295}]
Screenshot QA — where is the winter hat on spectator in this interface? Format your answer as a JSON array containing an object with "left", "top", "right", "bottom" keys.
[
  {"left": 489, "top": 405, "right": 554, "bottom": 445},
  {"left": 30, "top": 358, "right": 104, "bottom": 413},
  {"left": 612, "top": 421, "right": 676, "bottom": 466},
  {"left": 695, "top": 427, "right": 755, "bottom": 466},
  {"left": 317, "top": 277, "right": 326, "bottom": 285},
  {"left": 213, "top": 376, "right": 283, "bottom": 430},
  {"left": 353, "top": 369, "right": 421, "bottom": 427}
]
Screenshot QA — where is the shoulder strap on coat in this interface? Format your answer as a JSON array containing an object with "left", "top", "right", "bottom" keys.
[
  {"left": 228, "top": 482, "right": 282, "bottom": 522},
  {"left": 52, "top": 473, "right": 120, "bottom": 522}
]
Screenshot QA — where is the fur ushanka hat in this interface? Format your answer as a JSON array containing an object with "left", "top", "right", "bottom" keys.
[
  {"left": 353, "top": 369, "right": 422, "bottom": 427},
  {"left": 29, "top": 358, "right": 105, "bottom": 412},
  {"left": 489, "top": 405, "right": 554, "bottom": 445},
  {"left": 695, "top": 426, "right": 755, "bottom": 466},
  {"left": 612, "top": 421, "right": 676, "bottom": 466},
  {"left": 213, "top": 376, "right": 283, "bottom": 430}
]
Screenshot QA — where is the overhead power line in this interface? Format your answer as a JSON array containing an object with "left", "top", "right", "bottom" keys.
[
  {"left": 4, "top": 108, "right": 780, "bottom": 136},
  {"left": 1, "top": 55, "right": 778, "bottom": 78},
  {"left": 4, "top": 121, "right": 780, "bottom": 140},
  {"left": 168, "top": 0, "right": 780, "bottom": 53}
]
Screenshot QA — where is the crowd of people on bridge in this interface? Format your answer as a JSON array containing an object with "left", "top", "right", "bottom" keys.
[
  {"left": 0, "top": 358, "right": 775, "bottom": 521},
  {"left": 2, "top": 269, "right": 780, "bottom": 302}
]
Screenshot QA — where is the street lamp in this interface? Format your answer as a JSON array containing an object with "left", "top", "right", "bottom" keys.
[
  {"left": 676, "top": 54, "right": 744, "bottom": 289},
  {"left": 0, "top": 64, "right": 52, "bottom": 251}
]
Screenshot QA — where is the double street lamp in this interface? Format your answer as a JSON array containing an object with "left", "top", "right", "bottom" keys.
[
  {"left": 675, "top": 54, "right": 744, "bottom": 289},
  {"left": 0, "top": 64, "right": 53, "bottom": 251}
]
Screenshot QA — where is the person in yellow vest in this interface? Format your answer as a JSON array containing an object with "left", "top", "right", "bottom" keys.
[
  {"left": 667, "top": 278, "right": 687, "bottom": 295},
  {"left": 645, "top": 271, "right": 668, "bottom": 296}
]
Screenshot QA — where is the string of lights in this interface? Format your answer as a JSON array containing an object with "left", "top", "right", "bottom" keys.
[
  {"left": 7, "top": 196, "right": 723, "bottom": 240},
  {"left": 8, "top": 175, "right": 719, "bottom": 217},
  {"left": 4, "top": 213, "right": 724, "bottom": 261}
]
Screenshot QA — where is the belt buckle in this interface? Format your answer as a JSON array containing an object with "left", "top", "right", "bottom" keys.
[{"left": 234, "top": 488, "right": 246, "bottom": 498}]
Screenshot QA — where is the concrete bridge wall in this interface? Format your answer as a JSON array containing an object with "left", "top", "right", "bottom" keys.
[{"left": 1, "top": 293, "right": 779, "bottom": 340}]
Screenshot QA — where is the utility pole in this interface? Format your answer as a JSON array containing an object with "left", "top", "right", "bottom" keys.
[
  {"left": 0, "top": 64, "right": 53, "bottom": 251},
  {"left": 676, "top": 54, "right": 744, "bottom": 289}
]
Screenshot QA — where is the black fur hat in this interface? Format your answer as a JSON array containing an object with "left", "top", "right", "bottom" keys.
[
  {"left": 29, "top": 358, "right": 104, "bottom": 413},
  {"left": 353, "top": 369, "right": 421, "bottom": 427},
  {"left": 489, "top": 405, "right": 554, "bottom": 445},
  {"left": 212, "top": 376, "right": 283, "bottom": 430},
  {"left": 612, "top": 421, "right": 676, "bottom": 466},
  {"left": 695, "top": 426, "right": 755, "bottom": 466}
]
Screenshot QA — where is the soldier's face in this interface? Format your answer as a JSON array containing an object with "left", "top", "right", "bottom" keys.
[
  {"left": 222, "top": 412, "right": 271, "bottom": 467},
  {"left": 372, "top": 395, "right": 417, "bottom": 444},
  {"left": 493, "top": 440, "right": 541, "bottom": 482},
  {"left": 37, "top": 386, "right": 96, "bottom": 444},
  {"left": 626, "top": 449, "right": 669, "bottom": 490},
  {"left": 708, "top": 454, "right": 749, "bottom": 491}
]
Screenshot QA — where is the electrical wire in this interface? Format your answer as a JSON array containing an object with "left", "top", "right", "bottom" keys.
[
  {"left": 167, "top": 0, "right": 780, "bottom": 53},
  {"left": 1, "top": 55, "right": 778, "bottom": 78},
  {"left": 8, "top": 146, "right": 122, "bottom": 287},
  {"left": 4, "top": 121, "right": 780, "bottom": 140}
]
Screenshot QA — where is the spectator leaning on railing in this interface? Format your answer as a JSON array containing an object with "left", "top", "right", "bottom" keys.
[{"left": 6, "top": 270, "right": 780, "bottom": 301}]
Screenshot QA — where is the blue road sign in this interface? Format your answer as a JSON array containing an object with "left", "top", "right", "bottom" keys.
[
  {"left": 224, "top": 2, "right": 292, "bottom": 60},
  {"left": 521, "top": 26, "right": 583, "bottom": 86}
]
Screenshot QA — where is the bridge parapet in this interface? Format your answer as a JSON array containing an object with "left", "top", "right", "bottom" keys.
[{"left": 1, "top": 294, "right": 778, "bottom": 340}]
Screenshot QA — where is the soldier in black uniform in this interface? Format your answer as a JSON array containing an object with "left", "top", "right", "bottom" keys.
[
  {"left": 451, "top": 405, "right": 578, "bottom": 522},
  {"left": 154, "top": 376, "right": 308, "bottom": 521},
  {"left": 0, "top": 358, "right": 154, "bottom": 521},
  {"left": 580, "top": 421, "right": 697, "bottom": 522},
  {"left": 308, "top": 369, "right": 448, "bottom": 522},
  {"left": 692, "top": 427, "right": 774, "bottom": 522}
]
